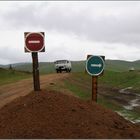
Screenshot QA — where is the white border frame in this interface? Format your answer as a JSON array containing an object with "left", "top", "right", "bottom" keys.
[
  {"left": 86, "top": 55, "right": 105, "bottom": 76},
  {"left": 24, "top": 32, "right": 45, "bottom": 52}
]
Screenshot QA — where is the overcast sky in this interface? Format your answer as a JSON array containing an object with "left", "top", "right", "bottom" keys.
[{"left": 0, "top": 1, "right": 140, "bottom": 64}]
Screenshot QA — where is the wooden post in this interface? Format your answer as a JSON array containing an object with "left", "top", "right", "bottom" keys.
[
  {"left": 92, "top": 76, "right": 98, "bottom": 102},
  {"left": 32, "top": 52, "right": 40, "bottom": 91}
]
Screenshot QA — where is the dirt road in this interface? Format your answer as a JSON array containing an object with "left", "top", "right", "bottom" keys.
[{"left": 0, "top": 73, "right": 69, "bottom": 109}]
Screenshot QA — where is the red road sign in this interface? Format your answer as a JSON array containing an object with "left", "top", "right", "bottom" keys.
[{"left": 24, "top": 32, "right": 45, "bottom": 52}]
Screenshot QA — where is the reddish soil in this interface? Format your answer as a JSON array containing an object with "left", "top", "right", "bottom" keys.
[
  {"left": 0, "top": 90, "right": 140, "bottom": 139},
  {"left": 0, "top": 73, "right": 69, "bottom": 109}
]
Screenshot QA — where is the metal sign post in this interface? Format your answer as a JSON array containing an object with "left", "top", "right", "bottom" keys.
[
  {"left": 86, "top": 55, "right": 105, "bottom": 102},
  {"left": 24, "top": 32, "right": 45, "bottom": 92}
]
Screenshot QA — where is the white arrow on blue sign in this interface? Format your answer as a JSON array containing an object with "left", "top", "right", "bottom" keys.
[{"left": 86, "top": 55, "right": 105, "bottom": 76}]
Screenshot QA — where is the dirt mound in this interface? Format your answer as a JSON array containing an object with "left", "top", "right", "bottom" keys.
[{"left": 0, "top": 90, "right": 140, "bottom": 139}]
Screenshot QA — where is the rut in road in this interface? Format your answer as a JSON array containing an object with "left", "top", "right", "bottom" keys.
[{"left": 0, "top": 73, "right": 69, "bottom": 109}]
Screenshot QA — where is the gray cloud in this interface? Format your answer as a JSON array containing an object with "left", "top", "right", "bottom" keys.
[
  {"left": 0, "top": 45, "right": 31, "bottom": 64},
  {"left": 0, "top": 2, "right": 140, "bottom": 64},
  {"left": 2, "top": 2, "right": 140, "bottom": 46}
]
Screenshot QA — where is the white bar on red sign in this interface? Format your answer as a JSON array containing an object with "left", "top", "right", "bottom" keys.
[{"left": 28, "top": 40, "right": 40, "bottom": 44}]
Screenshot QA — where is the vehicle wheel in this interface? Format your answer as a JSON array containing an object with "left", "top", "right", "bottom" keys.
[{"left": 60, "top": 70, "right": 62, "bottom": 73}]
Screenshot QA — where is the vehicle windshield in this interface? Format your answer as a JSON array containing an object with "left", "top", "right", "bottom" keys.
[{"left": 55, "top": 60, "right": 68, "bottom": 64}]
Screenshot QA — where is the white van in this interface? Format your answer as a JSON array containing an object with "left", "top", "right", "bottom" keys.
[{"left": 54, "top": 60, "right": 72, "bottom": 73}]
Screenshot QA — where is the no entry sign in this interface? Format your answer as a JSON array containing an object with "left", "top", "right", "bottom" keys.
[
  {"left": 24, "top": 32, "right": 45, "bottom": 91},
  {"left": 24, "top": 32, "right": 45, "bottom": 52}
]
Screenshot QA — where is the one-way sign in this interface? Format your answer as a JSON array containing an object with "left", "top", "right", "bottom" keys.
[{"left": 86, "top": 55, "right": 105, "bottom": 76}]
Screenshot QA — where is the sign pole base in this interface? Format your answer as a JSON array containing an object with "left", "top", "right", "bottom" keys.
[
  {"left": 92, "top": 76, "right": 98, "bottom": 102},
  {"left": 32, "top": 52, "right": 41, "bottom": 91}
]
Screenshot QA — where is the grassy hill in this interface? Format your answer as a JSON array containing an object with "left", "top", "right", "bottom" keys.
[
  {"left": 3, "top": 59, "right": 139, "bottom": 74},
  {"left": 106, "top": 60, "right": 140, "bottom": 72}
]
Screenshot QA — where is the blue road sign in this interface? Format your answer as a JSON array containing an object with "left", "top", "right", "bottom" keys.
[{"left": 86, "top": 55, "right": 105, "bottom": 76}]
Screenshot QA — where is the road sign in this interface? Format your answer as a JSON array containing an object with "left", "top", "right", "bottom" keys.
[
  {"left": 24, "top": 32, "right": 45, "bottom": 52},
  {"left": 86, "top": 55, "right": 105, "bottom": 102},
  {"left": 24, "top": 32, "right": 45, "bottom": 91},
  {"left": 86, "top": 55, "right": 105, "bottom": 76}
]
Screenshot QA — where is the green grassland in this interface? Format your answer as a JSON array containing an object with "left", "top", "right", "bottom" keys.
[
  {"left": 48, "top": 71, "right": 140, "bottom": 122},
  {"left": 0, "top": 68, "right": 31, "bottom": 85},
  {"left": 47, "top": 70, "right": 140, "bottom": 102},
  {"left": 63, "top": 71, "right": 140, "bottom": 91},
  {"left": 100, "top": 71, "right": 140, "bottom": 91}
]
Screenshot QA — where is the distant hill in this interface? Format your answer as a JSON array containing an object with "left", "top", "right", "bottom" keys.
[
  {"left": 11, "top": 62, "right": 55, "bottom": 74},
  {"left": 0, "top": 65, "right": 6, "bottom": 68},
  {"left": 1, "top": 61, "right": 86, "bottom": 74},
  {"left": 105, "top": 60, "right": 140, "bottom": 72},
  {"left": 1, "top": 59, "right": 140, "bottom": 74}
]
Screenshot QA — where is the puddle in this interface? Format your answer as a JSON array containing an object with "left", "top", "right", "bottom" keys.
[
  {"left": 117, "top": 87, "right": 140, "bottom": 123},
  {"left": 123, "top": 99, "right": 140, "bottom": 110},
  {"left": 135, "top": 119, "right": 140, "bottom": 123},
  {"left": 116, "top": 111, "right": 134, "bottom": 123},
  {"left": 119, "top": 87, "right": 133, "bottom": 94},
  {"left": 136, "top": 94, "right": 140, "bottom": 97},
  {"left": 119, "top": 87, "right": 140, "bottom": 110},
  {"left": 116, "top": 110, "right": 140, "bottom": 124}
]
